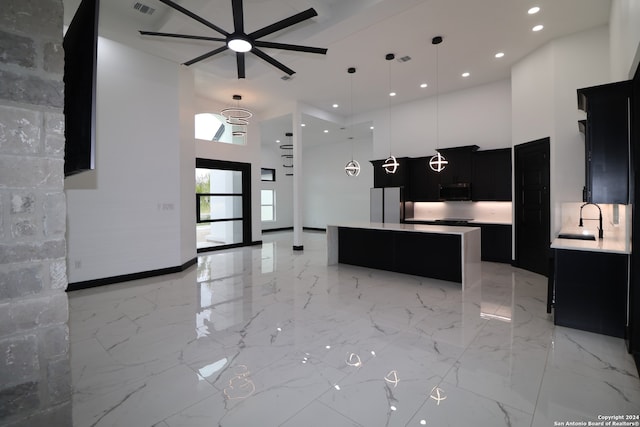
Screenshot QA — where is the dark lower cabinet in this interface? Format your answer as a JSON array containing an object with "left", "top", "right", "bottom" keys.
[
  {"left": 553, "top": 249, "right": 628, "bottom": 338},
  {"left": 338, "top": 227, "right": 395, "bottom": 271},
  {"left": 404, "top": 220, "right": 512, "bottom": 264},
  {"left": 394, "top": 232, "right": 461, "bottom": 282},
  {"left": 480, "top": 224, "right": 512, "bottom": 263},
  {"left": 338, "top": 227, "right": 462, "bottom": 283}
]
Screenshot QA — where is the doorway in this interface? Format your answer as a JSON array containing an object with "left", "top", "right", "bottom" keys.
[
  {"left": 196, "top": 158, "right": 252, "bottom": 252},
  {"left": 514, "top": 138, "right": 550, "bottom": 276}
]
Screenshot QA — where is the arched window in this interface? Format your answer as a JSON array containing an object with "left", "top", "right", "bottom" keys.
[{"left": 194, "top": 113, "right": 246, "bottom": 145}]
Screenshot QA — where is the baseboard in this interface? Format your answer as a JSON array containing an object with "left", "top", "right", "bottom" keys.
[
  {"left": 197, "top": 240, "right": 262, "bottom": 253},
  {"left": 263, "top": 227, "right": 327, "bottom": 233},
  {"left": 262, "top": 227, "right": 293, "bottom": 233},
  {"left": 67, "top": 257, "right": 197, "bottom": 292}
]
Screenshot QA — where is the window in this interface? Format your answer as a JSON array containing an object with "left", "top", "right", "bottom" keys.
[
  {"left": 261, "top": 168, "right": 276, "bottom": 181},
  {"left": 261, "top": 189, "right": 275, "bottom": 222},
  {"left": 194, "top": 113, "right": 246, "bottom": 145}
]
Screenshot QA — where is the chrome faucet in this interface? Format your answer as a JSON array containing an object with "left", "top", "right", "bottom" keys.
[{"left": 579, "top": 202, "right": 603, "bottom": 239}]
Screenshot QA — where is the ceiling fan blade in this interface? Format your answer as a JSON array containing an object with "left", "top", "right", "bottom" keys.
[
  {"left": 249, "top": 8, "right": 317, "bottom": 40},
  {"left": 237, "top": 52, "right": 246, "bottom": 79},
  {"left": 232, "top": 0, "right": 244, "bottom": 33},
  {"left": 183, "top": 45, "right": 228, "bottom": 66},
  {"left": 253, "top": 41, "right": 327, "bottom": 55},
  {"left": 139, "top": 31, "right": 226, "bottom": 42},
  {"left": 251, "top": 48, "right": 295, "bottom": 75},
  {"left": 158, "top": 0, "right": 229, "bottom": 37}
]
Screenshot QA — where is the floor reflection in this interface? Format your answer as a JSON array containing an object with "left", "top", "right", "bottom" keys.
[{"left": 69, "top": 231, "right": 640, "bottom": 427}]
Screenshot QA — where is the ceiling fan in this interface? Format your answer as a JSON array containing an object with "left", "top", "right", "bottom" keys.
[{"left": 139, "top": 0, "right": 328, "bottom": 78}]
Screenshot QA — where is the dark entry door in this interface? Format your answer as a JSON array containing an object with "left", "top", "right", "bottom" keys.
[
  {"left": 196, "top": 158, "right": 252, "bottom": 253},
  {"left": 515, "top": 138, "right": 550, "bottom": 276}
]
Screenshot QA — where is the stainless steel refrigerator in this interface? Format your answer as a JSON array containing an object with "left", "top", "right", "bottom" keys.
[{"left": 370, "top": 187, "right": 406, "bottom": 223}]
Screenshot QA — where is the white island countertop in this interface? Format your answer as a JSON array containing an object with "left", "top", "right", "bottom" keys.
[{"left": 330, "top": 221, "right": 481, "bottom": 235}]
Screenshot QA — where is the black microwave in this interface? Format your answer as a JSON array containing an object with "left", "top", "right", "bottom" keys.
[{"left": 439, "top": 182, "right": 471, "bottom": 201}]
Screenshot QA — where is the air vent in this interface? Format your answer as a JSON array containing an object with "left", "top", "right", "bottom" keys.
[
  {"left": 397, "top": 55, "right": 411, "bottom": 63},
  {"left": 281, "top": 75, "right": 294, "bottom": 81},
  {"left": 134, "top": 2, "right": 156, "bottom": 15}
]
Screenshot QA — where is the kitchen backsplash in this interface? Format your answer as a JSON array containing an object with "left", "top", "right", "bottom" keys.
[
  {"left": 410, "top": 201, "right": 513, "bottom": 224},
  {"left": 558, "top": 202, "right": 631, "bottom": 242}
]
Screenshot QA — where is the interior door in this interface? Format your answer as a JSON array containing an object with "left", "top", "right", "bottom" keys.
[{"left": 514, "top": 138, "right": 550, "bottom": 276}]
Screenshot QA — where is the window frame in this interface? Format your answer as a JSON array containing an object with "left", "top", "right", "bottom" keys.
[{"left": 261, "top": 189, "right": 276, "bottom": 222}]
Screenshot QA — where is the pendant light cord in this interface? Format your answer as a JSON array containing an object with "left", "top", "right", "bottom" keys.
[
  {"left": 435, "top": 41, "right": 439, "bottom": 152},
  {"left": 349, "top": 68, "right": 355, "bottom": 161},
  {"left": 387, "top": 54, "right": 394, "bottom": 157}
]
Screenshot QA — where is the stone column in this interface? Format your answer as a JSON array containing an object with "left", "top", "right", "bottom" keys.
[{"left": 0, "top": 0, "right": 72, "bottom": 426}]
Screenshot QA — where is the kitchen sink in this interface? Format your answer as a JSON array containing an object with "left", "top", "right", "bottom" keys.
[{"left": 557, "top": 233, "right": 596, "bottom": 241}]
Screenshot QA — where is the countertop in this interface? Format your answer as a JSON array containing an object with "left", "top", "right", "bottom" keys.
[
  {"left": 550, "top": 233, "right": 630, "bottom": 255},
  {"left": 329, "top": 222, "right": 480, "bottom": 235},
  {"left": 404, "top": 218, "right": 512, "bottom": 226}
]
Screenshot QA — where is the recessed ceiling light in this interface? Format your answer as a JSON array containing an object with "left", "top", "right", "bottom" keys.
[
  {"left": 370, "top": 126, "right": 374, "bottom": 130},
  {"left": 301, "top": 123, "right": 306, "bottom": 127},
  {"left": 532, "top": 24, "right": 544, "bottom": 32},
  {"left": 332, "top": 104, "right": 339, "bottom": 108},
  {"left": 462, "top": 72, "right": 470, "bottom": 77},
  {"left": 528, "top": 6, "right": 540, "bottom": 14},
  {"left": 389, "top": 92, "right": 396, "bottom": 97},
  {"left": 495, "top": 52, "right": 505, "bottom": 58},
  {"left": 420, "top": 83, "right": 428, "bottom": 88},
  {"left": 276, "top": 139, "right": 280, "bottom": 143},
  {"left": 324, "top": 129, "right": 329, "bottom": 133}
]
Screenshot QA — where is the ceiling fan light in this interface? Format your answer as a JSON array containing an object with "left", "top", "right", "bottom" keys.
[{"left": 228, "top": 37, "right": 252, "bottom": 52}]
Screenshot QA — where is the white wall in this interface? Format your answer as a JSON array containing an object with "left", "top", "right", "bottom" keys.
[
  {"left": 302, "top": 137, "right": 374, "bottom": 229},
  {"left": 194, "top": 97, "right": 263, "bottom": 244},
  {"left": 610, "top": 0, "right": 640, "bottom": 80},
  {"left": 551, "top": 26, "right": 611, "bottom": 205},
  {"left": 370, "top": 79, "right": 512, "bottom": 159},
  {"left": 511, "top": 26, "right": 610, "bottom": 238},
  {"left": 65, "top": 37, "right": 184, "bottom": 283},
  {"left": 511, "top": 44, "right": 554, "bottom": 145},
  {"left": 178, "top": 68, "right": 196, "bottom": 264}
]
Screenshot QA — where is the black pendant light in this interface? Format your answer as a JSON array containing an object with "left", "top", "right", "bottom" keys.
[
  {"left": 344, "top": 67, "right": 361, "bottom": 177},
  {"left": 382, "top": 53, "right": 399, "bottom": 174},
  {"left": 429, "top": 36, "right": 448, "bottom": 173}
]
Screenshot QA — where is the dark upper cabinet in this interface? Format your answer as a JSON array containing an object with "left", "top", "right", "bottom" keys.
[
  {"left": 371, "top": 157, "right": 409, "bottom": 189},
  {"left": 373, "top": 145, "right": 514, "bottom": 202},
  {"left": 578, "top": 80, "right": 632, "bottom": 204},
  {"left": 472, "top": 148, "right": 512, "bottom": 201},
  {"left": 406, "top": 157, "right": 440, "bottom": 201},
  {"left": 437, "top": 145, "right": 478, "bottom": 185}
]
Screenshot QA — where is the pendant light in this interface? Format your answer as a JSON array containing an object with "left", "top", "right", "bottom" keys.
[
  {"left": 344, "top": 67, "right": 361, "bottom": 177},
  {"left": 221, "top": 94, "right": 252, "bottom": 137},
  {"left": 429, "top": 36, "right": 448, "bottom": 173},
  {"left": 382, "top": 53, "right": 399, "bottom": 174},
  {"left": 281, "top": 132, "right": 293, "bottom": 176}
]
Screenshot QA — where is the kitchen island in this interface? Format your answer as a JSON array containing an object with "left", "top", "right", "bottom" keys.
[{"left": 327, "top": 222, "right": 481, "bottom": 289}]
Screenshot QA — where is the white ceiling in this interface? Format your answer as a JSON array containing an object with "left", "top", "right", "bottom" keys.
[{"left": 63, "top": 0, "right": 611, "bottom": 145}]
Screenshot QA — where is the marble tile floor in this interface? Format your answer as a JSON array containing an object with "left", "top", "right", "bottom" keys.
[{"left": 69, "top": 231, "right": 640, "bottom": 427}]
